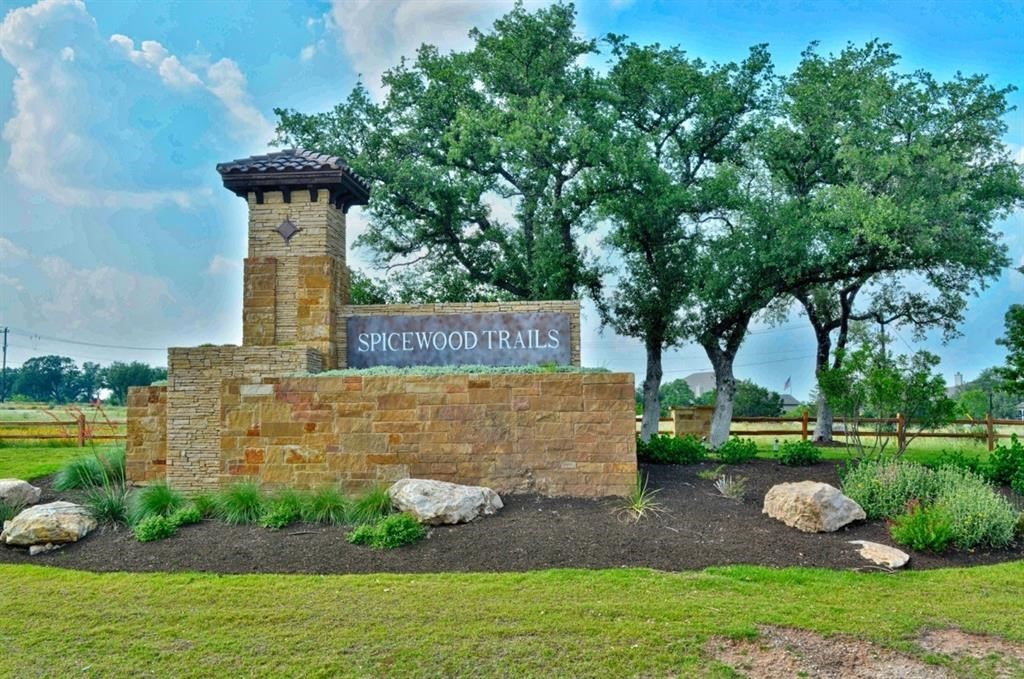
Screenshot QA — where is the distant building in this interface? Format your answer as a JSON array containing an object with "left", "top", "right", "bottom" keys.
[
  {"left": 780, "top": 393, "right": 802, "bottom": 414},
  {"left": 945, "top": 371, "right": 965, "bottom": 398},
  {"left": 683, "top": 371, "right": 717, "bottom": 397},
  {"left": 1017, "top": 402, "right": 1024, "bottom": 421}
]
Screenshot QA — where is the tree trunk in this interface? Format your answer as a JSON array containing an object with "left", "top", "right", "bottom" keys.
[
  {"left": 708, "top": 352, "right": 737, "bottom": 448},
  {"left": 639, "top": 339, "right": 663, "bottom": 442},
  {"left": 812, "top": 328, "right": 833, "bottom": 442}
]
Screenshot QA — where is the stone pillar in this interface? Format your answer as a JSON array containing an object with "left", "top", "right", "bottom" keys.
[{"left": 241, "top": 189, "right": 348, "bottom": 367}]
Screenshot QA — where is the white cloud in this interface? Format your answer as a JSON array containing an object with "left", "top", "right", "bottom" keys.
[
  {"left": 300, "top": 43, "right": 317, "bottom": 61},
  {"left": 326, "top": 0, "right": 518, "bottom": 96},
  {"left": 109, "top": 34, "right": 201, "bottom": 89},
  {"left": 0, "top": 0, "right": 206, "bottom": 208},
  {"left": 0, "top": 236, "right": 29, "bottom": 259},
  {"left": 205, "top": 58, "right": 275, "bottom": 142},
  {"left": 207, "top": 254, "right": 241, "bottom": 275},
  {"left": 0, "top": 273, "right": 24, "bottom": 292}
]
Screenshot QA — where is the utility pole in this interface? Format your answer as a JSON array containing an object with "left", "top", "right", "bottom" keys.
[{"left": 1, "top": 326, "right": 7, "bottom": 403}]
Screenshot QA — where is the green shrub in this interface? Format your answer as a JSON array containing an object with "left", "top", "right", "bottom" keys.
[
  {"left": 53, "top": 448, "right": 126, "bottom": 491},
  {"left": 1015, "top": 512, "right": 1024, "bottom": 539},
  {"left": 934, "top": 450, "right": 985, "bottom": 476},
  {"left": 988, "top": 434, "right": 1024, "bottom": 486},
  {"left": 134, "top": 515, "right": 177, "bottom": 542},
  {"left": 636, "top": 434, "right": 707, "bottom": 465},
  {"left": 840, "top": 459, "right": 938, "bottom": 520},
  {"left": 1012, "top": 469, "right": 1024, "bottom": 497},
  {"left": 129, "top": 482, "right": 184, "bottom": 524},
  {"left": 777, "top": 441, "right": 821, "bottom": 467},
  {"left": 890, "top": 503, "right": 953, "bottom": 552},
  {"left": 716, "top": 437, "right": 757, "bottom": 464},
  {"left": 169, "top": 505, "right": 202, "bottom": 527},
  {"left": 214, "top": 482, "right": 266, "bottom": 525},
  {"left": 261, "top": 490, "right": 306, "bottom": 529},
  {"left": 347, "top": 513, "right": 425, "bottom": 549},
  {"left": 350, "top": 486, "right": 392, "bottom": 524},
  {"left": 932, "top": 466, "right": 1017, "bottom": 550}
]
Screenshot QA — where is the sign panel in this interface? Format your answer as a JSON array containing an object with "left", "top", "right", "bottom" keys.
[{"left": 346, "top": 312, "right": 571, "bottom": 368}]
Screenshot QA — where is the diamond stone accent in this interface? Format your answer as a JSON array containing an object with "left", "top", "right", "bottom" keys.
[{"left": 275, "top": 218, "right": 300, "bottom": 242}]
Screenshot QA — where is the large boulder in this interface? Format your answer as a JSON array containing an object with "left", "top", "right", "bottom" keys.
[
  {"left": 389, "top": 478, "right": 503, "bottom": 525},
  {"left": 1, "top": 501, "right": 97, "bottom": 546},
  {"left": 762, "top": 481, "right": 865, "bottom": 533},
  {"left": 0, "top": 479, "right": 41, "bottom": 507}
]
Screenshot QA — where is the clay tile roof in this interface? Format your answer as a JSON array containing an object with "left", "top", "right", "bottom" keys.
[
  {"left": 216, "top": 148, "right": 369, "bottom": 190},
  {"left": 216, "top": 148, "right": 370, "bottom": 209}
]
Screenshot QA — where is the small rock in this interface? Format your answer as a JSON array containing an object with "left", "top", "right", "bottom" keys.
[
  {"left": 28, "top": 543, "right": 64, "bottom": 556},
  {"left": 389, "top": 478, "right": 503, "bottom": 525},
  {"left": 763, "top": 481, "right": 865, "bottom": 533},
  {"left": 849, "top": 540, "right": 910, "bottom": 568},
  {"left": 0, "top": 479, "right": 42, "bottom": 507},
  {"left": 1, "top": 501, "right": 97, "bottom": 546}
]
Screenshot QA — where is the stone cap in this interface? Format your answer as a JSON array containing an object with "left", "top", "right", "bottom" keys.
[{"left": 217, "top": 148, "right": 369, "bottom": 211}]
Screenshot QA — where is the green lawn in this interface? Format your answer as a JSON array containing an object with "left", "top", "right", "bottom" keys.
[
  {"left": 0, "top": 562, "right": 1021, "bottom": 677},
  {"left": 0, "top": 443, "right": 118, "bottom": 480}
]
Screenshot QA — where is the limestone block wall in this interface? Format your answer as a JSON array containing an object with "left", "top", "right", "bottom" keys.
[
  {"left": 125, "top": 385, "right": 167, "bottom": 484},
  {"left": 219, "top": 371, "right": 636, "bottom": 497},
  {"left": 672, "top": 406, "right": 714, "bottom": 438},
  {"left": 339, "top": 300, "right": 582, "bottom": 367},
  {"left": 164, "top": 345, "right": 322, "bottom": 493}
]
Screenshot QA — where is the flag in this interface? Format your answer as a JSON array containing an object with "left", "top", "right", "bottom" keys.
[{"left": 783, "top": 377, "right": 791, "bottom": 392}]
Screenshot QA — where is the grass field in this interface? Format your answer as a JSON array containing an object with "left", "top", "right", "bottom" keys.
[{"left": 1, "top": 562, "right": 1021, "bottom": 677}]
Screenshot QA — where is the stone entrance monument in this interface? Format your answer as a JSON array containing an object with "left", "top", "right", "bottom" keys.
[{"left": 126, "top": 149, "right": 636, "bottom": 497}]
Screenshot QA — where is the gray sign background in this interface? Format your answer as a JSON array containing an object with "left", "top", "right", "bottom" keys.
[{"left": 345, "top": 312, "right": 571, "bottom": 368}]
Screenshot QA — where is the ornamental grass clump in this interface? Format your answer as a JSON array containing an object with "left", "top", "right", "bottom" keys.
[
  {"left": 53, "top": 448, "right": 126, "bottom": 491},
  {"left": 302, "top": 486, "right": 350, "bottom": 526},
  {"left": 715, "top": 437, "right": 758, "bottom": 464},
  {"left": 636, "top": 434, "right": 707, "bottom": 465},
  {"left": 347, "top": 513, "right": 424, "bottom": 549},
  {"left": 0, "top": 500, "right": 24, "bottom": 526},
  {"left": 215, "top": 482, "right": 266, "bottom": 525},
  {"left": 350, "top": 486, "right": 392, "bottom": 525},
  {"left": 129, "top": 482, "right": 185, "bottom": 524},
  {"left": 712, "top": 475, "right": 747, "bottom": 501},
  {"left": 617, "top": 472, "right": 666, "bottom": 523}
]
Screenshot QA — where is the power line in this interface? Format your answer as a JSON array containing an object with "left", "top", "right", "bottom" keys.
[{"left": 7, "top": 327, "right": 167, "bottom": 352}]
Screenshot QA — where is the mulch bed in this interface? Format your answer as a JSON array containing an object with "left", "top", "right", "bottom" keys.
[{"left": 2, "top": 460, "right": 1021, "bottom": 574}]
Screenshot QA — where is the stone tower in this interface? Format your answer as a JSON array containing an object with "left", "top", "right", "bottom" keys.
[{"left": 217, "top": 149, "right": 369, "bottom": 368}]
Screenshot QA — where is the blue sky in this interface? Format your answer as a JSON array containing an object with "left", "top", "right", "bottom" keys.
[{"left": 0, "top": 0, "right": 1021, "bottom": 398}]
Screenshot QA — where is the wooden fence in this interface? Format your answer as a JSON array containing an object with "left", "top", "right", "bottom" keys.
[
  {"left": 639, "top": 410, "right": 1024, "bottom": 451},
  {"left": 0, "top": 414, "right": 126, "bottom": 446}
]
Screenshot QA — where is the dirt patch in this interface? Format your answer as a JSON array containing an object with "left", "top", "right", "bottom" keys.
[
  {"left": 1, "top": 460, "right": 1020, "bottom": 574},
  {"left": 707, "top": 626, "right": 950, "bottom": 679},
  {"left": 918, "top": 629, "right": 1024, "bottom": 678}
]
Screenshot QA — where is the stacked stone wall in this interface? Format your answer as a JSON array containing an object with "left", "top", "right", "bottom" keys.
[
  {"left": 219, "top": 371, "right": 635, "bottom": 497},
  {"left": 125, "top": 385, "right": 167, "bottom": 484},
  {"left": 672, "top": 406, "right": 714, "bottom": 438},
  {"left": 164, "top": 346, "right": 322, "bottom": 493},
  {"left": 339, "top": 300, "right": 582, "bottom": 367}
]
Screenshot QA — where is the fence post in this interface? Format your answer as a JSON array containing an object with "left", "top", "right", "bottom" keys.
[
  {"left": 801, "top": 409, "right": 809, "bottom": 442},
  {"left": 77, "top": 414, "right": 86, "bottom": 447},
  {"left": 896, "top": 412, "right": 905, "bottom": 452},
  {"left": 986, "top": 412, "right": 994, "bottom": 452}
]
